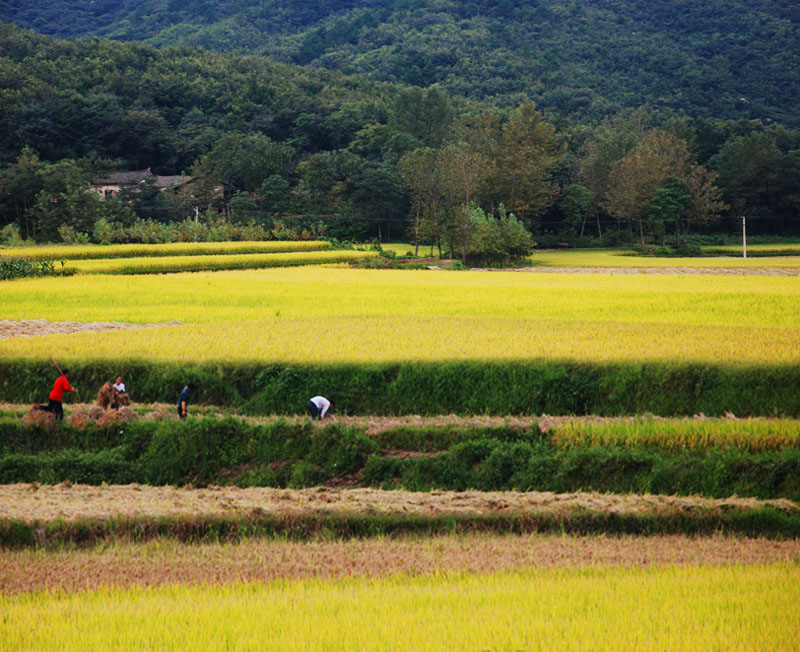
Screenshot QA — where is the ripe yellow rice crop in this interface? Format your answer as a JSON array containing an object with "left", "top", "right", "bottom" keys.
[
  {"left": 0, "top": 240, "right": 331, "bottom": 260},
  {"left": 1, "top": 564, "right": 797, "bottom": 651},
  {"left": 552, "top": 417, "right": 800, "bottom": 452},
  {"left": 1, "top": 267, "right": 799, "bottom": 364},
  {"left": 532, "top": 248, "right": 800, "bottom": 268},
  {"left": 63, "top": 249, "right": 376, "bottom": 274},
  {"left": 2, "top": 316, "right": 798, "bottom": 365}
]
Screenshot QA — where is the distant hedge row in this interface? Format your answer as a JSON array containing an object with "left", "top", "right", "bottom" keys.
[
  {"left": 2, "top": 418, "right": 799, "bottom": 502},
  {"left": 4, "top": 508, "right": 799, "bottom": 549},
  {"left": 2, "top": 359, "right": 800, "bottom": 417}
]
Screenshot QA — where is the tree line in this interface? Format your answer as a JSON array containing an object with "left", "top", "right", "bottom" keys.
[{"left": 1, "top": 23, "right": 799, "bottom": 256}]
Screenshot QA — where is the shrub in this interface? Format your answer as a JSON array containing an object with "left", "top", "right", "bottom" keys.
[{"left": 0, "top": 256, "right": 65, "bottom": 280}]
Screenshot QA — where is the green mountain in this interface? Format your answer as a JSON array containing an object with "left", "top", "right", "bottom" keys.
[{"left": 2, "top": 0, "right": 798, "bottom": 125}]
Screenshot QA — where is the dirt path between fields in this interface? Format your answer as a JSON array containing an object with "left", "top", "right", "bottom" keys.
[
  {"left": 0, "top": 319, "right": 182, "bottom": 339},
  {"left": 515, "top": 266, "right": 800, "bottom": 275},
  {"left": 0, "top": 402, "right": 765, "bottom": 435},
  {"left": 2, "top": 533, "right": 798, "bottom": 594}
]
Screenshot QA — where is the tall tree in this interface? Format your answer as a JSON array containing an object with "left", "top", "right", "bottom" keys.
[
  {"left": 684, "top": 166, "right": 727, "bottom": 236},
  {"left": 352, "top": 163, "right": 407, "bottom": 242},
  {"left": 603, "top": 130, "right": 692, "bottom": 245},
  {"left": 647, "top": 177, "right": 692, "bottom": 246},
  {"left": 0, "top": 147, "right": 46, "bottom": 239},
  {"left": 202, "top": 133, "right": 295, "bottom": 195},
  {"left": 460, "top": 102, "right": 564, "bottom": 227},
  {"left": 488, "top": 102, "right": 565, "bottom": 226},
  {"left": 439, "top": 142, "right": 490, "bottom": 263},
  {"left": 390, "top": 87, "right": 454, "bottom": 148},
  {"left": 712, "top": 132, "right": 781, "bottom": 219},
  {"left": 560, "top": 184, "right": 594, "bottom": 239},
  {"left": 28, "top": 159, "right": 105, "bottom": 242},
  {"left": 398, "top": 147, "right": 445, "bottom": 256},
  {"left": 574, "top": 109, "right": 649, "bottom": 224}
]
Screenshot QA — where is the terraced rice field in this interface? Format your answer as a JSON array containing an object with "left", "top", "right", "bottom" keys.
[
  {"left": 2, "top": 246, "right": 799, "bottom": 650},
  {"left": 2, "top": 265, "right": 799, "bottom": 365}
]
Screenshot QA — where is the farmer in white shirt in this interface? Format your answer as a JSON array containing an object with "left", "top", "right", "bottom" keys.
[
  {"left": 308, "top": 395, "right": 332, "bottom": 420},
  {"left": 111, "top": 375, "right": 128, "bottom": 408}
]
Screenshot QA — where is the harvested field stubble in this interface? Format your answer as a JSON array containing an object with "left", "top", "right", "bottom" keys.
[
  {"left": 2, "top": 534, "right": 799, "bottom": 594},
  {"left": 2, "top": 484, "right": 798, "bottom": 547},
  {"left": 3, "top": 484, "right": 796, "bottom": 524},
  {"left": 0, "top": 319, "right": 181, "bottom": 339}
]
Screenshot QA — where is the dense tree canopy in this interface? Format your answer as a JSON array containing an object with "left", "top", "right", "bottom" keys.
[
  {"left": 3, "top": 0, "right": 798, "bottom": 126},
  {"left": 1, "top": 21, "right": 799, "bottom": 247}
]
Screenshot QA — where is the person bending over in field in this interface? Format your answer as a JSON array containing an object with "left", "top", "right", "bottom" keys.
[
  {"left": 308, "top": 395, "right": 333, "bottom": 420},
  {"left": 177, "top": 382, "right": 197, "bottom": 419},
  {"left": 47, "top": 369, "right": 75, "bottom": 421}
]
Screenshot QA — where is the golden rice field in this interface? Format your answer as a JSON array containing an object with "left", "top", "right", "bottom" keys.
[
  {"left": 2, "top": 564, "right": 798, "bottom": 651},
  {"left": 0, "top": 240, "right": 331, "bottom": 260},
  {"left": 551, "top": 417, "right": 800, "bottom": 452},
  {"left": 1, "top": 266, "right": 799, "bottom": 364},
  {"left": 62, "top": 249, "right": 375, "bottom": 274},
  {"left": 532, "top": 248, "right": 800, "bottom": 268}
]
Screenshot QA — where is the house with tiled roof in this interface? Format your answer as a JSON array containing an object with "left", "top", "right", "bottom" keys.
[{"left": 93, "top": 168, "right": 193, "bottom": 198}]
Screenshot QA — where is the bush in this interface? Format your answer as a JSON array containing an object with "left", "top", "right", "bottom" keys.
[
  {"left": 465, "top": 203, "right": 535, "bottom": 267},
  {"left": 0, "top": 256, "right": 65, "bottom": 280},
  {"left": 288, "top": 461, "right": 327, "bottom": 488}
]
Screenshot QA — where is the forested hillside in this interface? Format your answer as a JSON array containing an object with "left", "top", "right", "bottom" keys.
[
  {"left": 1, "top": 21, "right": 799, "bottom": 246},
  {"left": 2, "top": 0, "right": 798, "bottom": 125}
]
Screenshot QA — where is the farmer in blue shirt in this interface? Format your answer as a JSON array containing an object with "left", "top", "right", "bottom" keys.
[{"left": 177, "top": 383, "right": 197, "bottom": 419}]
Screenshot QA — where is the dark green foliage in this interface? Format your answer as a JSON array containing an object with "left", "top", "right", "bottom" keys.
[
  {"left": 288, "top": 461, "right": 327, "bottom": 488},
  {"left": 3, "top": 505, "right": 798, "bottom": 549},
  {"left": 465, "top": 204, "right": 535, "bottom": 267},
  {"left": 2, "top": 417, "right": 800, "bottom": 502},
  {"left": 140, "top": 418, "right": 252, "bottom": 485},
  {"left": 0, "top": 416, "right": 136, "bottom": 455},
  {"left": 372, "top": 424, "right": 542, "bottom": 452},
  {"left": 2, "top": 359, "right": 800, "bottom": 416},
  {"left": 362, "top": 442, "right": 800, "bottom": 502},
  {"left": 0, "top": 448, "right": 138, "bottom": 484},
  {"left": 0, "top": 257, "right": 66, "bottom": 280},
  {"left": 5, "top": 1, "right": 798, "bottom": 126},
  {"left": 2, "top": 18, "right": 800, "bottom": 243}
]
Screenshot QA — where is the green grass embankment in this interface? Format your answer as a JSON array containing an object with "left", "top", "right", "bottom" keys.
[
  {"left": 2, "top": 360, "right": 800, "bottom": 417},
  {"left": 1, "top": 417, "right": 799, "bottom": 502}
]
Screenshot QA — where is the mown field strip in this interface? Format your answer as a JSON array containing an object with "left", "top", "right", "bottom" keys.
[
  {"left": 3, "top": 484, "right": 794, "bottom": 524},
  {"left": 2, "top": 535, "right": 799, "bottom": 594},
  {"left": 0, "top": 240, "right": 331, "bottom": 260},
  {"left": 63, "top": 249, "right": 374, "bottom": 274},
  {"left": 2, "top": 564, "right": 798, "bottom": 651}
]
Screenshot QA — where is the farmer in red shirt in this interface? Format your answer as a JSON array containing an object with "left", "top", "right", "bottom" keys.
[{"left": 48, "top": 370, "right": 75, "bottom": 420}]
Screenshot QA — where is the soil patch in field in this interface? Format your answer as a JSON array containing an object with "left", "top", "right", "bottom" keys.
[
  {"left": 513, "top": 266, "right": 800, "bottom": 276},
  {"left": 2, "top": 534, "right": 798, "bottom": 594},
  {"left": 0, "top": 319, "right": 182, "bottom": 339},
  {"left": 3, "top": 484, "right": 796, "bottom": 524}
]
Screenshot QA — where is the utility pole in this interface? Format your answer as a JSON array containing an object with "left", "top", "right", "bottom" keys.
[{"left": 742, "top": 214, "right": 747, "bottom": 259}]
